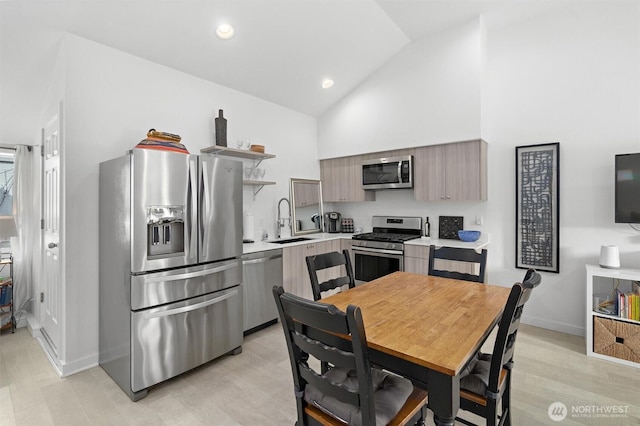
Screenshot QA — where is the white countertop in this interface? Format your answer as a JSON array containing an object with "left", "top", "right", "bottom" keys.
[
  {"left": 404, "top": 236, "right": 488, "bottom": 250},
  {"left": 242, "top": 232, "right": 353, "bottom": 254},
  {"left": 243, "top": 233, "right": 488, "bottom": 254}
]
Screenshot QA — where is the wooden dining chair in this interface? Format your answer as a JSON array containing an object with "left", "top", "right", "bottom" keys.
[
  {"left": 272, "top": 286, "right": 428, "bottom": 426},
  {"left": 306, "top": 250, "right": 356, "bottom": 301},
  {"left": 455, "top": 268, "right": 541, "bottom": 426},
  {"left": 427, "top": 245, "right": 488, "bottom": 283}
]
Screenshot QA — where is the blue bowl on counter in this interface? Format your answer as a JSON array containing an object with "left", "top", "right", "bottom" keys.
[{"left": 458, "top": 230, "right": 481, "bottom": 242}]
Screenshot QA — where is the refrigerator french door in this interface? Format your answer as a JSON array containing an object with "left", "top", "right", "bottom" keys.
[{"left": 99, "top": 148, "right": 243, "bottom": 401}]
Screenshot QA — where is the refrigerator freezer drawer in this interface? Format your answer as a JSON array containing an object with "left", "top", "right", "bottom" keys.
[
  {"left": 130, "top": 286, "right": 243, "bottom": 392},
  {"left": 130, "top": 259, "right": 241, "bottom": 310}
]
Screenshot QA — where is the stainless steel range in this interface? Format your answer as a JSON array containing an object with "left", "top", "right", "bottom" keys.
[{"left": 351, "top": 216, "right": 422, "bottom": 284}]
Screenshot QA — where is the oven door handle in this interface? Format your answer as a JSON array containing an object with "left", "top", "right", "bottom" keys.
[{"left": 352, "top": 246, "right": 403, "bottom": 256}]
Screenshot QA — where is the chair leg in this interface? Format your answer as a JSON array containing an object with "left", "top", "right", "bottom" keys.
[
  {"left": 501, "top": 389, "right": 511, "bottom": 425},
  {"left": 487, "top": 401, "right": 498, "bottom": 426},
  {"left": 415, "top": 405, "right": 427, "bottom": 426},
  {"left": 500, "top": 375, "right": 512, "bottom": 426}
]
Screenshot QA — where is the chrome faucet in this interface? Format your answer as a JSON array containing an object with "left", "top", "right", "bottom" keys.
[{"left": 277, "top": 197, "right": 291, "bottom": 238}]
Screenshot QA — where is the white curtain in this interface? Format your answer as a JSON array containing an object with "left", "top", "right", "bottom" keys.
[{"left": 13, "top": 146, "right": 34, "bottom": 320}]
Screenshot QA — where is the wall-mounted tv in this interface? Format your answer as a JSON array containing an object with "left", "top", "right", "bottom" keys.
[{"left": 615, "top": 153, "right": 640, "bottom": 223}]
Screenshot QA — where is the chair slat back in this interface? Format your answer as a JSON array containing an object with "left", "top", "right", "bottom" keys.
[
  {"left": 273, "top": 286, "right": 376, "bottom": 425},
  {"left": 487, "top": 269, "right": 541, "bottom": 394},
  {"left": 306, "top": 250, "right": 356, "bottom": 300},
  {"left": 428, "top": 245, "right": 488, "bottom": 283}
]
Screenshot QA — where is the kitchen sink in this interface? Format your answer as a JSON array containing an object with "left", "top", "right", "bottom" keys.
[{"left": 269, "top": 237, "right": 314, "bottom": 244}]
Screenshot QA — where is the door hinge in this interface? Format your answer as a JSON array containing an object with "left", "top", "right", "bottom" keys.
[
  {"left": 40, "top": 292, "right": 44, "bottom": 303},
  {"left": 41, "top": 219, "right": 44, "bottom": 230},
  {"left": 41, "top": 145, "right": 45, "bottom": 157}
]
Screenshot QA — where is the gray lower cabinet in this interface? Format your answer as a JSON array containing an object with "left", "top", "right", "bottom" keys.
[
  {"left": 282, "top": 240, "right": 340, "bottom": 299},
  {"left": 242, "top": 249, "right": 282, "bottom": 334},
  {"left": 404, "top": 244, "right": 481, "bottom": 277},
  {"left": 404, "top": 245, "right": 430, "bottom": 275}
]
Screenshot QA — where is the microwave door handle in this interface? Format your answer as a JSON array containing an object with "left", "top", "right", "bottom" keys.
[{"left": 397, "top": 161, "right": 402, "bottom": 183}]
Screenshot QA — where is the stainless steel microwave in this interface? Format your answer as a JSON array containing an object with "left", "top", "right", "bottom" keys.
[{"left": 362, "top": 155, "right": 413, "bottom": 190}]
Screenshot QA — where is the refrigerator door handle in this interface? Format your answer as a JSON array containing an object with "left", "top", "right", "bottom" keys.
[
  {"left": 188, "top": 158, "right": 198, "bottom": 258},
  {"left": 143, "top": 289, "right": 238, "bottom": 320},
  {"left": 200, "top": 161, "right": 211, "bottom": 251},
  {"left": 142, "top": 262, "right": 238, "bottom": 284}
]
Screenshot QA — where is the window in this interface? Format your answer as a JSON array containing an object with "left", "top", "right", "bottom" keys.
[{"left": 0, "top": 150, "right": 14, "bottom": 216}]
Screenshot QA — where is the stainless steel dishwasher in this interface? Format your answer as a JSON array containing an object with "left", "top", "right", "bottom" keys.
[{"left": 242, "top": 249, "right": 283, "bottom": 334}]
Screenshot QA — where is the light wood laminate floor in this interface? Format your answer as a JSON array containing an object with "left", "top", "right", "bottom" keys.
[{"left": 1, "top": 323, "right": 639, "bottom": 425}]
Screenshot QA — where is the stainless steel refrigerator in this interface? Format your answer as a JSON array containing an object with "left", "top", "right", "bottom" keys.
[{"left": 99, "top": 148, "right": 243, "bottom": 401}]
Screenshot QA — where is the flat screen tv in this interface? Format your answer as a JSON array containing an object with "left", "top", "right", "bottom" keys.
[{"left": 615, "top": 153, "right": 640, "bottom": 223}]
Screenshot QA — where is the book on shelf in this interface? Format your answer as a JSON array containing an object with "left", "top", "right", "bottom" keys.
[
  {"left": 0, "top": 285, "right": 10, "bottom": 306},
  {"left": 614, "top": 288, "right": 640, "bottom": 321}
]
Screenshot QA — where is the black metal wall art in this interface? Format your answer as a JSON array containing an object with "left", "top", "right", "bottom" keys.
[
  {"left": 439, "top": 216, "right": 464, "bottom": 240},
  {"left": 515, "top": 142, "right": 560, "bottom": 273}
]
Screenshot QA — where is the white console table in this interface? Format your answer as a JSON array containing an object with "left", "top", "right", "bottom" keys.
[{"left": 585, "top": 265, "right": 640, "bottom": 368}]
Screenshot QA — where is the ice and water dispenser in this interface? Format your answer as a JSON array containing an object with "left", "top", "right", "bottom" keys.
[{"left": 147, "top": 206, "right": 185, "bottom": 257}]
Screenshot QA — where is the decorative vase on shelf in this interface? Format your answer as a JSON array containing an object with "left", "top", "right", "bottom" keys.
[{"left": 215, "top": 109, "right": 227, "bottom": 147}]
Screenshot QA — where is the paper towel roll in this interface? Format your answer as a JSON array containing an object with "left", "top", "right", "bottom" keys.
[{"left": 243, "top": 212, "right": 255, "bottom": 241}]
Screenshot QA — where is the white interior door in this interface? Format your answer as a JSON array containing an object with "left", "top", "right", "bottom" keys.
[{"left": 41, "top": 107, "right": 62, "bottom": 356}]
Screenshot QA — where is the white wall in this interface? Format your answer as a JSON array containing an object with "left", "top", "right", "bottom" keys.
[
  {"left": 318, "top": 19, "right": 482, "bottom": 159},
  {"left": 318, "top": 3, "right": 640, "bottom": 336},
  {"left": 482, "top": 2, "right": 640, "bottom": 334},
  {"left": 52, "top": 34, "right": 318, "bottom": 370}
]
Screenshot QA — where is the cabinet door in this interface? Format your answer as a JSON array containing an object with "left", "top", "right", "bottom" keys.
[
  {"left": 320, "top": 157, "right": 349, "bottom": 202},
  {"left": 282, "top": 245, "right": 312, "bottom": 299},
  {"left": 414, "top": 140, "right": 487, "bottom": 201},
  {"left": 404, "top": 245, "right": 429, "bottom": 275},
  {"left": 414, "top": 145, "right": 447, "bottom": 201},
  {"left": 282, "top": 240, "right": 338, "bottom": 300},
  {"left": 444, "top": 140, "right": 487, "bottom": 201},
  {"left": 321, "top": 156, "right": 374, "bottom": 202},
  {"left": 341, "top": 238, "right": 355, "bottom": 267}
]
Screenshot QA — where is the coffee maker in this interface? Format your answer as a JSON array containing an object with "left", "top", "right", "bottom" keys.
[{"left": 325, "top": 212, "right": 341, "bottom": 233}]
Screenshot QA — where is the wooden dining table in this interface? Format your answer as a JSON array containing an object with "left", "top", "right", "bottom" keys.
[{"left": 321, "top": 271, "right": 511, "bottom": 426}]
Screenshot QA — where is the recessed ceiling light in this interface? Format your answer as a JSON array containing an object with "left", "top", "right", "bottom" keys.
[
  {"left": 322, "top": 79, "right": 334, "bottom": 89},
  {"left": 216, "top": 24, "right": 235, "bottom": 40}
]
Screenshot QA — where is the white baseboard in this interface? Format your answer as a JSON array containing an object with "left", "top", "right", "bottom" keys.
[
  {"left": 59, "top": 354, "right": 98, "bottom": 377},
  {"left": 523, "top": 314, "right": 585, "bottom": 337}
]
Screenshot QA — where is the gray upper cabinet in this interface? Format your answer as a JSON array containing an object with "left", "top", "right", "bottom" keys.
[
  {"left": 414, "top": 140, "right": 487, "bottom": 201},
  {"left": 320, "top": 155, "right": 375, "bottom": 202}
]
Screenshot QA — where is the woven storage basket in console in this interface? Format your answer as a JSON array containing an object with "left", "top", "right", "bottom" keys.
[{"left": 593, "top": 316, "right": 640, "bottom": 363}]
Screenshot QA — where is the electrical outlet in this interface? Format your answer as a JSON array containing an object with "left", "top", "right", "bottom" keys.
[{"left": 475, "top": 215, "right": 483, "bottom": 225}]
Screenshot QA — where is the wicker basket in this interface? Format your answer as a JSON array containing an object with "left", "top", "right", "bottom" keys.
[{"left": 593, "top": 316, "right": 640, "bottom": 363}]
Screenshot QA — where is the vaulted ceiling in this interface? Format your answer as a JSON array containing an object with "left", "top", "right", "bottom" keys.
[{"left": 1, "top": 0, "right": 553, "bottom": 145}]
